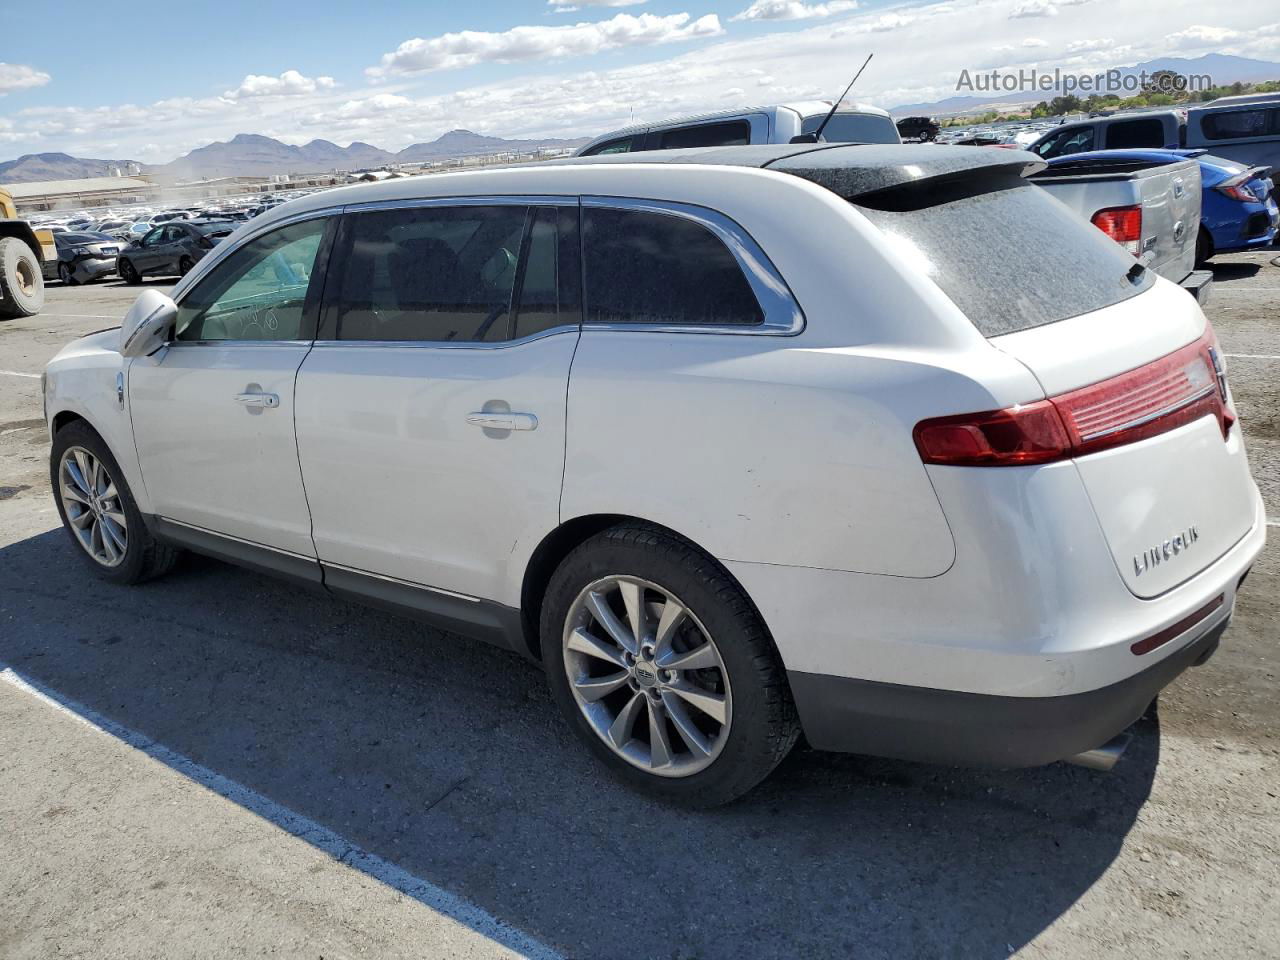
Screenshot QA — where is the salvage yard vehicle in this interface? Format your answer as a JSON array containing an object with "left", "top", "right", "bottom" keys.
[
  {"left": 1030, "top": 152, "right": 1212, "bottom": 301},
  {"left": 43, "top": 144, "right": 1266, "bottom": 805},
  {"left": 116, "top": 219, "right": 238, "bottom": 283},
  {"left": 1044, "top": 149, "right": 1278, "bottom": 265},
  {"left": 574, "top": 101, "right": 900, "bottom": 156},
  {"left": 0, "top": 184, "right": 53, "bottom": 319},
  {"left": 41, "top": 231, "right": 121, "bottom": 286}
]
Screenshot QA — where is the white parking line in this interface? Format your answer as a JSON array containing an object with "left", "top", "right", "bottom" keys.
[
  {"left": 0, "top": 666, "right": 562, "bottom": 960},
  {"left": 0, "top": 369, "right": 39, "bottom": 379},
  {"left": 1224, "top": 353, "right": 1280, "bottom": 361},
  {"left": 1269, "top": 519, "right": 1280, "bottom": 528}
]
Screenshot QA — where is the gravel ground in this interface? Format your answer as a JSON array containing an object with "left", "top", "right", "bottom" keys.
[{"left": 1, "top": 258, "right": 1277, "bottom": 960}]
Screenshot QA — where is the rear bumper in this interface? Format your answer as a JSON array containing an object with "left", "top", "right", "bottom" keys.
[
  {"left": 1179, "top": 268, "right": 1213, "bottom": 305},
  {"left": 72, "top": 258, "right": 117, "bottom": 282},
  {"left": 788, "top": 615, "right": 1227, "bottom": 766}
]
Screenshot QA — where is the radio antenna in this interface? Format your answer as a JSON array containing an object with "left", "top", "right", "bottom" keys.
[{"left": 792, "top": 53, "right": 874, "bottom": 144}]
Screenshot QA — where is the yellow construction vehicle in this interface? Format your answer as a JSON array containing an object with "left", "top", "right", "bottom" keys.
[{"left": 0, "top": 185, "right": 53, "bottom": 318}]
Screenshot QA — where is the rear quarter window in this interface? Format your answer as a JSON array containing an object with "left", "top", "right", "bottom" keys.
[
  {"left": 583, "top": 207, "right": 763, "bottom": 327},
  {"left": 853, "top": 177, "right": 1153, "bottom": 337}
]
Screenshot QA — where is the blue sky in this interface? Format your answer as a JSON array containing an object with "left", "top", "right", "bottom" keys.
[{"left": 2, "top": 0, "right": 1278, "bottom": 162}]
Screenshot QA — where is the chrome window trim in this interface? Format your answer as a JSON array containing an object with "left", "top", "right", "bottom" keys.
[
  {"left": 580, "top": 196, "right": 805, "bottom": 336},
  {"left": 170, "top": 206, "right": 342, "bottom": 306},
  {"left": 341, "top": 194, "right": 576, "bottom": 214},
  {"left": 312, "top": 324, "right": 580, "bottom": 351}
]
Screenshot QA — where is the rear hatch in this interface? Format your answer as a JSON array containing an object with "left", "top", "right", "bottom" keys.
[{"left": 769, "top": 145, "right": 1257, "bottom": 598}]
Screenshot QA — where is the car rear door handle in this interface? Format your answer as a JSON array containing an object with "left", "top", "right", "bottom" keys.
[
  {"left": 466, "top": 412, "right": 538, "bottom": 431},
  {"left": 235, "top": 392, "right": 279, "bottom": 408}
]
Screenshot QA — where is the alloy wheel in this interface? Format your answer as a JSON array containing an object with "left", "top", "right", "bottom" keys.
[
  {"left": 562, "top": 576, "right": 732, "bottom": 777},
  {"left": 58, "top": 446, "right": 128, "bottom": 567}
]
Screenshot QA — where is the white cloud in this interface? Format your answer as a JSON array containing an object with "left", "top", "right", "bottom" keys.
[
  {"left": 223, "top": 69, "right": 337, "bottom": 100},
  {"left": 366, "top": 12, "right": 723, "bottom": 78},
  {"left": 1009, "top": 0, "right": 1091, "bottom": 19},
  {"left": 1022, "top": 37, "right": 1048, "bottom": 47},
  {"left": 1066, "top": 37, "right": 1114, "bottom": 52},
  {"left": 548, "top": 0, "right": 647, "bottom": 11},
  {"left": 1165, "top": 24, "right": 1244, "bottom": 49},
  {"left": 731, "top": 0, "right": 859, "bottom": 22},
  {"left": 0, "top": 63, "right": 51, "bottom": 96},
  {"left": 331, "top": 94, "right": 414, "bottom": 120}
]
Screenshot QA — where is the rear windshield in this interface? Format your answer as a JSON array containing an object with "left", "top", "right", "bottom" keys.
[
  {"left": 803, "top": 113, "right": 899, "bottom": 144},
  {"left": 852, "top": 176, "right": 1153, "bottom": 337},
  {"left": 194, "top": 221, "right": 235, "bottom": 235}
]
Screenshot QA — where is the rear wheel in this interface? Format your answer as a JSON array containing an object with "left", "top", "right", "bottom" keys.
[
  {"left": 51, "top": 421, "right": 180, "bottom": 584},
  {"left": 1195, "top": 227, "right": 1213, "bottom": 267},
  {"left": 542, "top": 524, "right": 799, "bottom": 806},
  {"left": 118, "top": 258, "right": 141, "bottom": 285},
  {"left": 0, "top": 236, "right": 45, "bottom": 319},
  {"left": 58, "top": 262, "right": 79, "bottom": 286}
]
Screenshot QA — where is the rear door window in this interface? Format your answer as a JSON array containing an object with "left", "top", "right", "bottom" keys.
[
  {"left": 582, "top": 207, "right": 763, "bottom": 326},
  {"left": 655, "top": 121, "right": 751, "bottom": 150},
  {"left": 1105, "top": 118, "right": 1167, "bottom": 149},
  {"left": 327, "top": 204, "right": 580, "bottom": 343},
  {"left": 852, "top": 177, "right": 1153, "bottom": 337}
]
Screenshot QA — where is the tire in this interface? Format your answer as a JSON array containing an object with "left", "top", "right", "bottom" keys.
[
  {"left": 1195, "top": 228, "right": 1213, "bottom": 268},
  {"left": 0, "top": 236, "right": 45, "bottom": 319},
  {"left": 50, "top": 420, "right": 180, "bottom": 585},
  {"left": 58, "top": 262, "right": 79, "bottom": 287},
  {"left": 118, "top": 258, "right": 141, "bottom": 285},
  {"left": 541, "top": 523, "right": 799, "bottom": 806},
  {"left": 178, "top": 255, "right": 194, "bottom": 277}
]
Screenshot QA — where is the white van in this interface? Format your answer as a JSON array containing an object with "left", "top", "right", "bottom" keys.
[{"left": 574, "top": 101, "right": 901, "bottom": 156}]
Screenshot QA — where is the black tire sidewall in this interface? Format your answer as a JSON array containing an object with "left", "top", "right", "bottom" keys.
[
  {"left": 50, "top": 422, "right": 151, "bottom": 584},
  {"left": 541, "top": 528, "right": 792, "bottom": 805},
  {"left": 120, "top": 259, "right": 140, "bottom": 284}
]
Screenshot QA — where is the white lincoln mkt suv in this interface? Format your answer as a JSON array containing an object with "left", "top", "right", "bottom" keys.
[{"left": 43, "top": 144, "right": 1265, "bottom": 805}]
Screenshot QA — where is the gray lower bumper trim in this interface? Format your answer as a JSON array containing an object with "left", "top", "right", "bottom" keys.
[{"left": 787, "top": 618, "right": 1226, "bottom": 768}]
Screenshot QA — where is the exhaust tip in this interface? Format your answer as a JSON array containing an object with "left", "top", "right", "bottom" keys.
[{"left": 1065, "top": 732, "right": 1132, "bottom": 772}]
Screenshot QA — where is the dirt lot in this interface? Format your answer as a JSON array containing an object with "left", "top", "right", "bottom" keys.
[{"left": 1, "top": 258, "right": 1278, "bottom": 960}]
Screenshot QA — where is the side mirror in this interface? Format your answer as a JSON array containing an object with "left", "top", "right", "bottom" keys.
[{"left": 120, "top": 289, "right": 178, "bottom": 358}]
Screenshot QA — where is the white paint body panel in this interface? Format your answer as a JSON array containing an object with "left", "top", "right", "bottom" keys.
[
  {"left": 294, "top": 334, "right": 578, "bottom": 603},
  {"left": 128, "top": 342, "right": 315, "bottom": 556},
  {"left": 992, "top": 280, "right": 1257, "bottom": 598}
]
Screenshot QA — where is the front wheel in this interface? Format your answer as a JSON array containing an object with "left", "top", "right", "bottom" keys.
[
  {"left": 118, "top": 258, "right": 141, "bottom": 285},
  {"left": 542, "top": 524, "right": 799, "bottom": 806},
  {"left": 51, "top": 421, "right": 180, "bottom": 584},
  {"left": 178, "top": 255, "right": 194, "bottom": 277}
]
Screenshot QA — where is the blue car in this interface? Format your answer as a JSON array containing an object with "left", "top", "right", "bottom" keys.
[{"left": 1045, "top": 148, "right": 1278, "bottom": 264}]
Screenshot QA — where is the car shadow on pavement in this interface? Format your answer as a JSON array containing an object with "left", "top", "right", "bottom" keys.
[
  {"left": 1209, "top": 261, "right": 1263, "bottom": 281},
  {"left": 0, "top": 527, "right": 1159, "bottom": 960}
]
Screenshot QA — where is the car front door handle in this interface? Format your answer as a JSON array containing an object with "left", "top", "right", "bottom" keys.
[
  {"left": 466, "top": 412, "right": 538, "bottom": 431},
  {"left": 235, "top": 392, "right": 279, "bottom": 408}
]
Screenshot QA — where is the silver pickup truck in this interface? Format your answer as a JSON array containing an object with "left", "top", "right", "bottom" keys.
[{"left": 1029, "top": 153, "right": 1212, "bottom": 303}]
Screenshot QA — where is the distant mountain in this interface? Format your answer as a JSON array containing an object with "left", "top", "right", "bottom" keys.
[
  {"left": 890, "top": 53, "right": 1280, "bottom": 116},
  {"left": 397, "top": 128, "right": 587, "bottom": 163},
  {"left": 0, "top": 152, "right": 147, "bottom": 183},
  {"left": 153, "top": 129, "right": 587, "bottom": 181}
]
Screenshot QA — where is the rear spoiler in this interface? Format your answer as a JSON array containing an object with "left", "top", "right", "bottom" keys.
[{"left": 763, "top": 144, "right": 1045, "bottom": 202}]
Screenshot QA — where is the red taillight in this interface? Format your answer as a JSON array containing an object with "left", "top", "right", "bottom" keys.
[
  {"left": 915, "top": 328, "right": 1235, "bottom": 467},
  {"left": 912, "top": 401, "right": 1070, "bottom": 466},
  {"left": 1090, "top": 205, "right": 1142, "bottom": 256}
]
